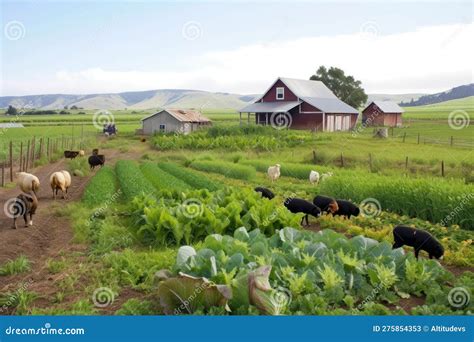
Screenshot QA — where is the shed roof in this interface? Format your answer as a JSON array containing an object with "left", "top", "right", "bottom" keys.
[
  {"left": 365, "top": 101, "right": 404, "bottom": 113},
  {"left": 242, "top": 77, "right": 359, "bottom": 114},
  {"left": 239, "top": 101, "right": 301, "bottom": 113},
  {"left": 142, "top": 109, "right": 211, "bottom": 123}
]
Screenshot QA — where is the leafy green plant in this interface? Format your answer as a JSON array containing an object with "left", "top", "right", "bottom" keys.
[
  {"left": 115, "top": 160, "right": 155, "bottom": 200},
  {"left": 0, "top": 255, "right": 31, "bottom": 276},
  {"left": 82, "top": 166, "right": 118, "bottom": 206},
  {"left": 157, "top": 162, "right": 222, "bottom": 191},
  {"left": 140, "top": 162, "right": 191, "bottom": 192}
]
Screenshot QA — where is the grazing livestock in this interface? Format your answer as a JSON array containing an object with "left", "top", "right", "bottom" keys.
[
  {"left": 64, "top": 150, "right": 80, "bottom": 159},
  {"left": 320, "top": 172, "right": 333, "bottom": 182},
  {"left": 79, "top": 150, "right": 85, "bottom": 156},
  {"left": 12, "top": 192, "right": 38, "bottom": 229},
  {"left": 267, "top": 164, "right": 281, "bottom": 183},
  {"left": 309, "top": 170, "right": 320, "bottom": 184},
  {"left": 16, "top": 172, "right": 40, "bottom": 196},
  {"left": 334, "top": 199, "right": 360, "bottom": 218},
  {"left": 50, "top": 170, "right": 71, "bottom": 199},
  {"left": 392, "top": 225, "right": 444, "bottom": 259},
  {"left": 254, "top": 187, "right": 275, "bottom": 200},
  {"left": 313, "top": 195, "right": 339, "bottom": 214},
  {"left": 284, "top": 197, "right": 321, "bottom": 226},
  {"left": 92, "top": 148, "right": 99, "bottom": 156},
  {"left": 88, "top": 154, "right": 105, "bottom": 170}
]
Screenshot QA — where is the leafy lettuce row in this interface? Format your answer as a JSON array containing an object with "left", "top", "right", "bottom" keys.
[
  {"left": 155, "top": 227, "right": 473, "bottom": 315},
  {"left": 130, "top": 187, "right": 302, "bottom": 246}
]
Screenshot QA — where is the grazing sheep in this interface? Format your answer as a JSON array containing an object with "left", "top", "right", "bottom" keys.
[
  {"left": 16, "top": 172, "right": 40, "bottom": 196},
  {"left": 88, "top": 154, "right": 105, "bottom": 170},
  {"left": 313, "top": 195, "right": 339, "bottom": 214},
  {"left": 267, "top": 164, "right": 281, "bottom": 183},
  {"left": 284, "top": 197, "right": 321, "bottom": 226},
  {"left": 64, "top": 150, "right": 80, "bottom": 159},
  {"left": 392, "top": 225, "right": 444, "bottom": 259},
  {"left": 12, "top": 192, "right": 38, "bottom": 229},
  {"left": 320, "top": 172, "right": 333, "bottom": 182},
  {"left": 92, "top": 148, "right": 99, "bottom": 156},
  {"left": 254, "top": 187, "right": 275, "bottom": 200},
  {"left": 309, "top": 170, "right": 320, "bottom": 184},
  {"left": 79, "top": 150, "right": 85, "bottom": 156},
  {"left": 50, "top": 170, "right": 72, "bottom": 199},
  {"left": 334, "top": 199, "right": 360, "bottom": 218}
]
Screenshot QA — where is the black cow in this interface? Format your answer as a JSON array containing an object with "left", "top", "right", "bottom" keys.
[
  {"left": 392, "top": 225, "right": 444, "bottom": 259},
  {"left": 284, "top": 197, "right": 321, "bottom": 226},
  {"left": 333, "top": 199, "right": 360, "bottom": 218},
  {"left": 88, "top": 154, "right": 105, "bottom": 170},
  {"left": 254, "top": 187, "right": 275, "bottom": 200},
  {"left": 313, "top": 195, "right": 339, "bottom": 214},
  {"left": 64, "top": 150, "right": 79, "bottom": 159}
]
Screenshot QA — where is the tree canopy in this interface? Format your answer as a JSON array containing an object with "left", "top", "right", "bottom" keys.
[{"left": 310, "top": 66, "right": 368, "bottom": 109}]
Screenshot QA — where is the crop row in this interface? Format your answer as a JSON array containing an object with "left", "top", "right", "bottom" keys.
[
  {"left": 190, "top": 160, "right": 256, "bottom": 181},
  {"left": 140, "top": 162, "right": 191, "bottom": 193},
  {"left": 157, "top": 162, "right": 222, "bottom": 191},
  {"left": 115, "top": 160, "right": 155, "bottom": 200},
  {"left": 82, "top": 166, "right": 118, "bottom": 207}
]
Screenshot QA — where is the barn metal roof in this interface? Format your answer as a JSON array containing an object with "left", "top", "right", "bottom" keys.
[
  {"left": 302, "top": 97, "right": 359, "bottom": 114},
  {"left": 243, "top": 77, "right": 359, "bottom": 114},
  {"left": 366, "top": 101, "right": 405, "bottom": 113},
  {"left": 142, "top": 109, "right": 211, "bottom": 123},
  {"left": 239, "top": 101, "right": 301, "bottom": 113}
]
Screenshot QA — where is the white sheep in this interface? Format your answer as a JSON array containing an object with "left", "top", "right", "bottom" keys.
[
  {"left": 79, "top": 150, "right": 85, "bottom": 157},
  {"left": 309, "top": 170, "right": 320, "bottom": 184},
  {"left": 50, "top": 170, "right": 71, "bottom": 199},
  {"left": 16, "top": 172, "right": 40, "bottom": 195},
  {"left": 320, "top": 172, "right": 334, "bottom": 182},
  {"left": 267, "top": 164, "right": 281, "bottom": 183}
]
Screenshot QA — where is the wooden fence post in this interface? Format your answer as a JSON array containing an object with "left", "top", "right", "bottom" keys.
[
  {"left": 39, "top": 138, "right": 43, "bottom": 159},
  {"left": 31, "top": 137, "right": 36, "bottom": 166},
  {"left": 47, "top": 137, "right": 50, "bottom": 160},
  {"left": 9, "top": 141, "right": 13, "bottom": 182},
  {"left": 405, "top": 156, "right": 408, "bottom": 170},
  {"left": 441, "top": 160, "right": 445, "bottom": 177},
  {"left": 19, "top": 142, "right": 23, "bottom": 172},
  {"left": 1, "top": 162, "right": 5, "bottom": 187},
  {"left": 25, "top": 139, "right": 30, "bottom": 172},
  {"left": 312, "top": 150, "right": 317, "bottom": 164},
  {"left": 340, "top": 152, "right": 344, "bottom": 167}
]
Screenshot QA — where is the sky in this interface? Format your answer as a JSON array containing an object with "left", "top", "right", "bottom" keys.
[{"left": 0, "top": 0, "right": 473, "bottom": 96}]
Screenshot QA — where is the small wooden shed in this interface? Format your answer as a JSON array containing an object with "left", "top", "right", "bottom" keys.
[
  {"left": 141, "top": 109, "right": 211, "bottom": 135},
  {"left": 362, "top": 101, "right": 404, "bottom": 127}
]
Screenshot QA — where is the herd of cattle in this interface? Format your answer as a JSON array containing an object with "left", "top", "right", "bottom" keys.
[
  {"left": 255, "top": 164, "right": 445, "bottom": 261},
  {"left": 9, "top": 149, "right": 105, "bottom": 229}
]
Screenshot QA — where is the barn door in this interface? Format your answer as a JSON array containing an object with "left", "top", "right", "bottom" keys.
[
  {"left": 326, "top": 115, "right": 334, "bottom": 132},
  {"left": 343, "top": 116, "right": 350, "bottom": 130},
  {"left": 335, "top": 116, "right": 342, "bottom": 131}
]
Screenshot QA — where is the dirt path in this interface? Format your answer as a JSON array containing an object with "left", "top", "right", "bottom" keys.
[{"left": 0, "top": 149, "right": 121, "bottom": 292}]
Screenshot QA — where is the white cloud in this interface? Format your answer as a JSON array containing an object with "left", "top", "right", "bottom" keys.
[{"left": 4, "top": 22, "right": 473, "bottom": 95}]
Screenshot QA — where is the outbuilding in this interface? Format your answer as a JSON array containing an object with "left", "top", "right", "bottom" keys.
[
  {"left": 362, "top": 101, "right": 404, "bottom": 127},
  {"left": 239, "top": 77, "right": 359, "bottom": 131},
  {"left": 141, "top": 109, "right": 211, "bottom": 135}
]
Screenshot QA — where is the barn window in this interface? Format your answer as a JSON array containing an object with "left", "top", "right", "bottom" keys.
[
  {"left": 276, "top": 87, "right": 284, "bottom": 100},
  {"left": 159, "top": 124, "right": 166, "bottom": 132}
]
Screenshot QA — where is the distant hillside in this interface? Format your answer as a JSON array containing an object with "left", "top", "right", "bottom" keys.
[
  {"left": 400, "top": 84, "right": 474, "bottom": 107},
  {"left": 0, "top": 89, "right": 259, "bottom": 110},
  {"left": 367, "top": 93, "right": 425, "bottom": 104}
]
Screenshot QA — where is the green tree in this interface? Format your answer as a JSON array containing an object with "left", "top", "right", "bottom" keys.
[
  {"left": 5, "top": 105, "right": 18, "bottom": 116},
  {"left": 310, "top": 66, "right": 368, "bottom": 109}
]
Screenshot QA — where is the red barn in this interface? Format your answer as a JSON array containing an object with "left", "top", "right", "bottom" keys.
[
  {"left": 239, "top": 77, "right": 359, "bottom": 131},
  {"left": 362, "top": 101, "right": 404, "bottom": 127}
]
